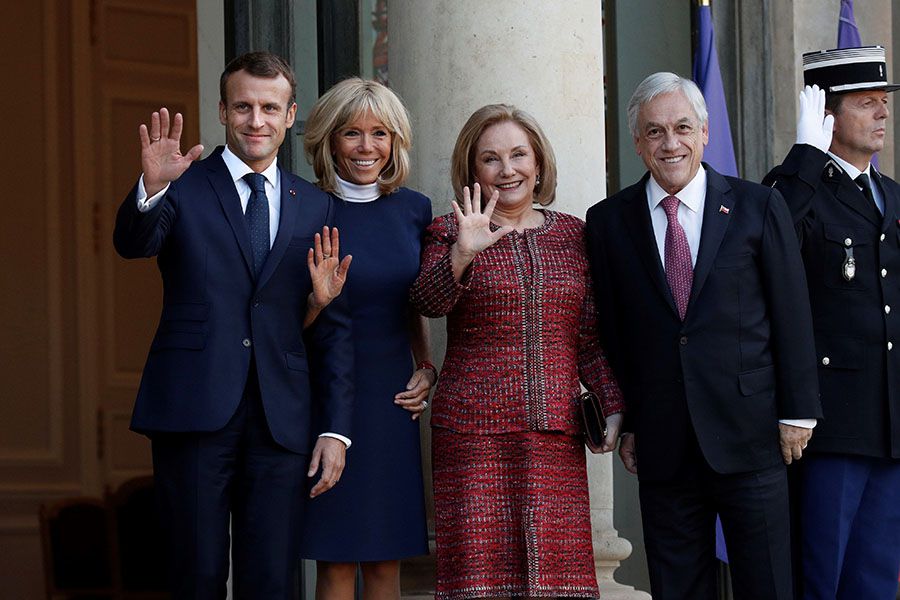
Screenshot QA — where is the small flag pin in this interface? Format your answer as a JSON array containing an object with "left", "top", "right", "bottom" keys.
[{"left": 719, "top": 205, "right": 730, "bottom": 215}]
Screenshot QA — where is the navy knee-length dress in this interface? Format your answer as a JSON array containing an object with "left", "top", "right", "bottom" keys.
[{"left": 299, "top": 186, "right": 432, "bottom": 561}]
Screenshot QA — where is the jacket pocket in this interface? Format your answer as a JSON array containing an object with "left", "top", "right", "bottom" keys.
[
  {"left": 285, "top": 351, "right": 309, "bottom": 372},
  {"left": 161, "top": 302, "right": 209, "bottom": 321},
  {"left": 815, "top": 334, "right": 864, "bottom": 370},
  {"left": 715, "top": 252, "right": 753, "bottom": 269},
  {"left": 738, "top": 364, "right": 775, "bottom": 396},
  {"left": 151, "top": 331, "right": 205, "bottom": 351},
  {"left": 823, "top": 223, "right": 868, "bottom": 291}
]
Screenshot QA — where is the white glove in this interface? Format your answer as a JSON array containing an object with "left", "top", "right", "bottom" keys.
[{"left": 795, "top": 84, "right": 834, "bottom": 153}]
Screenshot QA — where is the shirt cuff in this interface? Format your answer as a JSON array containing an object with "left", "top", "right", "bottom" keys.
[
  {"left": 779, "top": 418, "right": 817, "bottom": 429},
  {"left": 318, "top": 432, "right": 351, "bottom": 449},
  {"left": 136, "top": 175, "right": 170, "bottom": 213}
]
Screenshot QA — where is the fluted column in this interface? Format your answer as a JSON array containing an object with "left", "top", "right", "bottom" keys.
[{"left": 390, "top": 2, "right": 647, "bottom": 597}]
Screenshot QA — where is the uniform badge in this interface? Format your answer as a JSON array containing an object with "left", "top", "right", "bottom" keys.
[
  {"left": 828, "top": 165, "right": 834, "bottom": 178},
  {"left": 842, "top": 247, "right": 856, "bottom": 282}
]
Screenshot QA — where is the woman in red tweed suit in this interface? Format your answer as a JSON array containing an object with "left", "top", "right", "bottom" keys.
[{"left": 410, "top": 104, "right": 624, "bottom": 600}]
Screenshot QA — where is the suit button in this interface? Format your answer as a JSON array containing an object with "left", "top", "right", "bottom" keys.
[
  {"left": 889, "top": 342, "right": 894, "bottom": 351},
  {"left": 242, "top": 338, "right": 252, "bottom": 348},
  {"left": 822, "top": 356, "right": 830, "bottom": 366},
  {"left": 882, "top": 268, "right": 888, "bottom": 278},
  {"left": 886, "top": 305, "right": 892, "bottom": 315},
  {"left": 881, "top": 233, "right": 887, "bottom": 242},
  {"left": 679, "top": 336, "right": 688, "bottom": 346}
]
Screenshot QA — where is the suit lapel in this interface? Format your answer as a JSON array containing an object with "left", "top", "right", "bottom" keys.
[
  {"left": 256, "top": 167, "right": 299, "bottom": 289},
  {"left": 206, "top": 150, "right": 254, "bottom": 278},
  {"left": 688, "top": 166, "right": 733, "bottom": 314},
  {"left": 826, "top": 165, "right": 882, "bottom": 226},
  {"left": 620, "top": 176, "right": 679, "bottom": 317}
]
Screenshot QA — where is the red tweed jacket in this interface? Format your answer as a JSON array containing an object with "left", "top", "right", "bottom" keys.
[{"left": 410, "top": 210, "right": 624, "bottom": 435}]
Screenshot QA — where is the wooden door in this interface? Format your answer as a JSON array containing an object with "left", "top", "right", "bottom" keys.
[{"left": 85, "top": 0, "right": 199, "bottom": 488}]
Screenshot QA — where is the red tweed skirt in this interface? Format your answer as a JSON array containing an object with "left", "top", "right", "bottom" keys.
[{"left": 432, "top": 427, "right": 599, "bottom": 600}]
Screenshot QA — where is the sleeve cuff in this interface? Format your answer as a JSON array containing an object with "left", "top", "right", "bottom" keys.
[
  {"left": 779, "top": 418, "right": 817, "bottom": 429},
  {"left": 137, "top": 175, "right": 170, "bottom": 213},
  {"left": 318, "top": 432, "right": 352, "bottom": 449}
]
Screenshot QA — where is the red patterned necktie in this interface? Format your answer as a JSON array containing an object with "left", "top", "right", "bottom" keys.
[{"left": 661, "top": 195, "right": 693, "bottom": 320}]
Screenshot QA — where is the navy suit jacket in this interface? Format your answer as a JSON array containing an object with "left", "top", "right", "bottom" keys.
[
  {"left": 113, "top": 147, "right": 354, "bottom": 454},
  {"left": 765, "top": 144, "right": 900, "bottom": 458},
  {"left": 586, "top": 166, "right": 821, "bottom": 481}
]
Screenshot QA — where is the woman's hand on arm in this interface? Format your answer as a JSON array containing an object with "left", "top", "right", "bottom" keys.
[{"left": 449, "top": 183, "right": 512, "bottom": 281}]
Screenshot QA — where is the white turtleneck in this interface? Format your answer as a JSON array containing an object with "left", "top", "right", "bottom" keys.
[{"left": 335, "top": 174, "right": 381, "bottom": 203}]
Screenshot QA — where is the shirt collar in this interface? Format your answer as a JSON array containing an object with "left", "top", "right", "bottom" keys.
[
  {"left": 222, "top": 145, "right": 279, "bottom": 188},
  {"left": 647, "top": 166, "right": 707, "bottom": 213},
  {"left": 827, "top": 151, "right": 871, "bottom": 181}
]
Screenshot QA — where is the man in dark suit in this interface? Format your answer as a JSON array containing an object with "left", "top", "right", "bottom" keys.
[
  {"left": 764, "top": 46, "right": 900, "bottom": 600},
  {"left": 586, "top": 72, "right": 821, "bottom": 600},
  {"left": 113, "top": 52, "right": 353, "bottom": 599}
]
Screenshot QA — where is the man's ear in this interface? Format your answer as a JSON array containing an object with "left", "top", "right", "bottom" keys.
[
  {"left": 286, "top": 102, "right": 298, "bottom": 127},
  {"left": 219, "top": 101, "right": 227, "bottom": 126}
]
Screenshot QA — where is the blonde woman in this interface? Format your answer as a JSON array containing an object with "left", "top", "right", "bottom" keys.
[{"left": 300, "top": 78, "right": 433, "bottom": 600}]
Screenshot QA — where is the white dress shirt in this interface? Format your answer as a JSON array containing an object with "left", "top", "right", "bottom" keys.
[
  {"left": 646, "top": 168, "right": 815, "bottom": 430},
  {"left": 135, "top": 146, "right": 351, "bottom": 447}
]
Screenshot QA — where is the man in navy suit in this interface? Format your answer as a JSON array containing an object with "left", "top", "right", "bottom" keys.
[
  {"left": 586, "top": 72, "right": 821, "bottom": 600},
  {"left": 764, "top": 46, "right": 900, "bottom": 600},
  {"left": 114, "top": 52, "right": 353, "bottom": 599}
]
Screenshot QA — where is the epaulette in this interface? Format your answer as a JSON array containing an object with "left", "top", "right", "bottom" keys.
[{"left": 823, "top": 159, "right": 844, "bottom": 182}]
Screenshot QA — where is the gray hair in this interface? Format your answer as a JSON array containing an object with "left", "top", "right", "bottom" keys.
[{"left": 626, "top": 72, "right": 709, "bottom": 138}]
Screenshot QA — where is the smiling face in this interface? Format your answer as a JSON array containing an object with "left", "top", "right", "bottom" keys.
[
  {"left": 331, "top": 110, "right": 393, "bottom": 185},
  {"left": 219, "top": 69, "right": 297, "bottom": 172},
  {"left": 634, "top": 91, "right": 708, "bottom": 195},
  {"left": 828, "top": 90, "right": 889, "bottom": 170},
  {"left": 473, "top": 120, "right": 539, "bottom": 210}
]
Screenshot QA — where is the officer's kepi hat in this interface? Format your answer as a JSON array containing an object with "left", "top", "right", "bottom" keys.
[{"left": 802, "top": 45, "right": 900, "bottom": 94}]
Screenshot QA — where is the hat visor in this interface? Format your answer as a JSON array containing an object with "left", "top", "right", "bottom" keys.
[{"left": 828, "top": 82, "right": 900, "bottom": 93}]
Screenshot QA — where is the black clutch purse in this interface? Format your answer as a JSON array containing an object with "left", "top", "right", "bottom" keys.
[{"left": 579, "top": 391, "right": 608, "bottom": 452}]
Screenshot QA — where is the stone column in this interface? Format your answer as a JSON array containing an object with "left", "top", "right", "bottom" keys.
[{"left": 390, "top": 3, "right": 648, "bottom": 597}]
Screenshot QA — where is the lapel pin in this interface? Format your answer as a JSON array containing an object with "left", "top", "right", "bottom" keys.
[
  {"left": 289, "top": 188, "right": 296, "bottom": 196},
  {"left": 719, "top": 205, "right": 730, "bottom": 215}
]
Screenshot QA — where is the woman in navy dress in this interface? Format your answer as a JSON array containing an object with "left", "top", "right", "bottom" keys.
[{"left": 300, "top": 78, "right": 434, "bottom": 600}]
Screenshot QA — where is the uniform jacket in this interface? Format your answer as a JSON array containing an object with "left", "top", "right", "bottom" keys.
[
  {"left": 113, "top": 146, "right": 354, "bottom": 454},
  {"left": 586, "top": 166, "right": 821, "bottom": 481},
  {"left": 764, "top": 143, "right": 900, "bottom": 458},
  {"left": 410, "top": 211, "right": 624, "bottom": 435}
]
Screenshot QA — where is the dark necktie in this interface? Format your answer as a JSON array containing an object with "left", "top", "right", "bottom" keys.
[
  {"left": 243, "top": 172, "right": 270, "bottom": 278},
  {"left": 661, "top": 195, "right": 693, "bottom": 320},
  {"left": 855, "top": 173, "right": 883, "bottom": 217}
]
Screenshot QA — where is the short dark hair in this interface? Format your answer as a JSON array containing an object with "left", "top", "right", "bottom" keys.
[{"left": 219, "top": 52, "right": 296, "bottom": 106}]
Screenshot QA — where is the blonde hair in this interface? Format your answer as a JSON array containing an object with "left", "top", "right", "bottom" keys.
[
  {"left": 450, "top": 104, "right": 557, "bottom": 206},
  {"left": 304, "top": 78, "right": 412, "bottom": 195}
]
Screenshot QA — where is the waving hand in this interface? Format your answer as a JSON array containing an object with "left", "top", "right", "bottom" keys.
[{"left": 140, "top": 107, "right": 204, "bottom": 197}]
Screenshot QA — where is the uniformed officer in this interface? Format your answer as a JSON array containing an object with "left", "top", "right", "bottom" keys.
[{"left": 764, "top": 45, "right": 900, "bottom": 600}]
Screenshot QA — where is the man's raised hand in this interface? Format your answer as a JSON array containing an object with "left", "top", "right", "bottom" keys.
[
  {"left": 795, "top": 85, "right": 834, "bottom": 153},
  {"left": 140, "top": 107, "right": 204, "bottom": 197}
]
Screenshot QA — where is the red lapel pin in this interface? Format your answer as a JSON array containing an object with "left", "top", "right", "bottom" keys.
[{"left": 719, "top": 205, "right": 730, "bottom": 215}]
